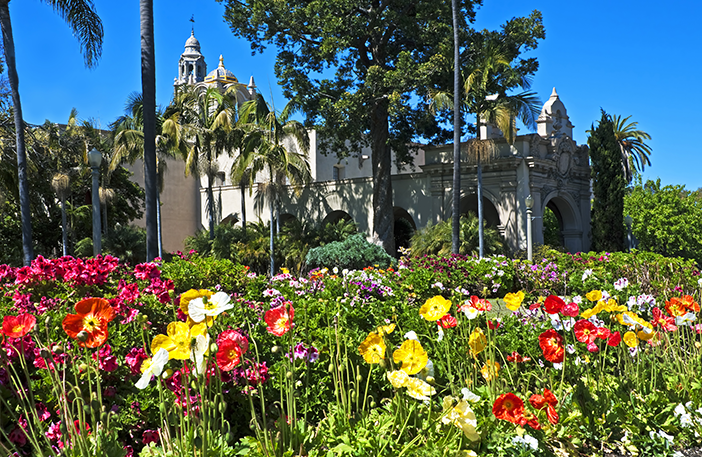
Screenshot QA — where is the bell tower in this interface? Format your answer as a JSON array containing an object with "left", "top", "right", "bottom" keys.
[{"left": 175, "top": 30, "right": 206, "bottom": 87}]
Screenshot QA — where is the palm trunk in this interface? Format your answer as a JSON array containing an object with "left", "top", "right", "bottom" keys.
[
  {"left": 269, "top": 195, "right": 275, "bottom": 276},
  {"left": 476, "top": 124, "right": 484, "bottom": 258},
  {"left": 451, "top": 0, "right": 461, "bottom": 255},
  {"left": 157, "top": 192, "right": 163, "bottom": 258},
  {"left": 0, "top": 3, "right": 33, "bottom": 265},
  {"left": 140, "top": 0, "right": 158, "bottom": 261},
  {"left": 60, "top": 197, "right": 68, "bottom": 256},
  {"left": 207, "top": 176, "right": 215, "bottom": 240},
  {"left": 240, "top": 183, "right": 247, "bottom": 235},
  {"left": 370, "top": 98, "right": 395, "bottom": 255}
]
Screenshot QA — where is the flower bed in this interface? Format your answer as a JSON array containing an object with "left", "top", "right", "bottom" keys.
[{"left": 1, "top": 251, "right": 701, "bottom": 457}]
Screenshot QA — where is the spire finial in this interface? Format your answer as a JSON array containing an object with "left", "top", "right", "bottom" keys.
[
  {"left": 190, "top": 14, "right": 195, "bottom": 34},
  {"left": 219, "top": 55, "right": 224, "bottom": 67},
  {"left": 551, "top": 87, "right": 558, "bottom": 97}
]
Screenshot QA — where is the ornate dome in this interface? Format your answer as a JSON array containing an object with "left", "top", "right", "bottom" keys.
[
  {"left": 204, "top": 55, "right": 238, "bottom": 84},
  {"left": 183, "top": 31, "right": 201, "bottom": 55}
]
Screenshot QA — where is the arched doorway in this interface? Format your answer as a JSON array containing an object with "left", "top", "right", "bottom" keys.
[
  {"left": 322, "top": 210, "right": 353, "bottom": 227},
  {"left": 459, "top": 194, "right": 500, "bottom": 227},
  {"left": 393, "top": 207, "right": 416, "bottom": 253},
  {"left": 541, "top": 193, "right": 582, "bottom": 253}
]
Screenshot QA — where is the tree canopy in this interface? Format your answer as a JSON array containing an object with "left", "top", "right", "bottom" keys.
[{"left": 220, "top": 0, "right": 544, "bottom": 254}]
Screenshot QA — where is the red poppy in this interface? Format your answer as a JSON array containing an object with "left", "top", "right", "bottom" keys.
[
  {"left": 651, "top": 307, "right": 677, "bottom": 332},
  {"left": 506, "top": 351, "right": 531, "bottom": 363},
  {"left": 538, "top": 329, "right": 564, "bottom": 363},
  {"left": 529, "top": 388, "right": 559, "bottom": 425},
  {"left": 2, "top": 314, "right": 36, "bottom": 338},
  {"left": 595, "top": 326, "right": 610, "bottom": 340},
  {"left": 561, "top": 302, "right": 580, "bottom": 317},
  {"left": 607, "top": 331, "right": 621, "bottom": 347},
  {"left": 487, "top": 319, "right": 502, "bottom": 330},
  {"left": 62, "top": 298, "right": 115, "bottom": 348},
  {"left": 264, "top": 303, "right": 294, "bottom": 337},
  {"left": 573, "top": 319, "right": 597, "bottom": 344},
  {"left": 466, "top": 295, "right": 491, "bottom": 312},
  {"left": 493, "top": 393, "right": 525, "bottom": 425},
  {"left": 437, "top": 314, "right": 457, "bottom": 329},
  {"left": 216, "top": 330, "right": 249, "bottom": 371},
  {"left": 544, "top": 295, "right": 565, "bottom": 315}
]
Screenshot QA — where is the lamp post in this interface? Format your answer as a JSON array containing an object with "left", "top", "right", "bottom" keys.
[
  {"left": 525, "top": 194, "right": 534, "bottom": 262},
  {"left": 625, "top": 214, "right": 633, "bottom": 252},
  {"left": 88, "top": 148, "right": 102, "bottom": 256}
]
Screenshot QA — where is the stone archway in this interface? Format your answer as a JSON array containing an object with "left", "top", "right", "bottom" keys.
[
  {"left": 541, "top": 192, "right": 583, "bottom": 253},
  {"left": 460, "top": 194, "right": 501, "bottom": 227},
  {"left": 322, "top": 210, "right": 353, "bottom": 227},
  {"left": 393, "top": 207, "right": 416, "bottom": 252}
]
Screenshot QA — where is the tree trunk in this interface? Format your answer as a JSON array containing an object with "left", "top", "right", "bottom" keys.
[
  {"left": 140, "top": 0, "right": 158, "bottom": 261},
  {"left": 269, "top": 194, "right": 275, "bottom": 276},
  {"left": 476, "top": 122, "right": 484, "bottom": 258},
  {"left": 370, "top": 98, "right": 395, "bottom": 255},
  {"left": 451, "top": 0, "right": 461, "bottom": 255},
  {"left": 240, "top": 183, "right": 247, "bottom": 235},
  {"left": 207, "top": 175, "right": 215, "bottom": 240},
  {"left": 60, "top": 196, "right": 68, "bottom": 256},
  {"left": 0, "top": 2, "right": 33, "bottom": 265},
  {"left": 157, "top": 192, "right": 163, "bottom": 258}
]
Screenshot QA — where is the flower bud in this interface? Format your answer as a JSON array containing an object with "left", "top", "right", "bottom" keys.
[
  {"left": 218, "top": 402, "right": 227, "bottom": 414},
  {"left": 162, "top": 369, "right": 173, "bottom": 379},
  {"left": 76, "top": 331, "right": 89, "bottom": 342},
  {"left": 138, "top": 314, "right": 149, "bottom": 324},
  {"left": 210, "top": 343, "right": 218, "bottom": 353},
  {"left": 286, "top": 371, "right": 293, "bottom": 379},
  {"left": 356, "top": 374, "right": 363, "bottom": 383},
  {"left": 426, "top": 376, "right": 435, "bottom": 384},
  {"left": 327, "top": 364, "right": 335, "bottom": 374},
  {"left": 378, "top": 359, "right": 387, "bottom": 369},
  {"left": 78, "top": 363, "right": 88, "bottom": 372},
  {"left": 44, "top": 316, "right": 52, "bottom": 327},
  {"left": 52, "top": 344, "right": 62, "bottom": 353},
  {"left": 39, "top": 348, "right": 51, "bottom": 359},
  {"left": 271, "top": 346, "right": 280, "bottom": 354}
]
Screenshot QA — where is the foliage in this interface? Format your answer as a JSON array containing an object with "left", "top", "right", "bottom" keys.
[
  {"left": 612, "top": 114, "right": 652, "bottom": 184},
  {"left": 305, "top": 234, "right": 396, "bottom": 271},
  {"left": 589, "top": 110, "right": 626, "bottom": 252},
  {"left": 410, "top": 214, "right": 506, "bottom": 258},
  {"left": 625, "top": 179, "right": 702, "bottom": 265}
]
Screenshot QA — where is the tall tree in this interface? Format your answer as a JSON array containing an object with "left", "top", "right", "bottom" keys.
[
  {"left": 451, "top": 0, "right": 461, "bottom": 255},
  {"left": 140, "top": 0, "right": 158, "bottom": 260},
  {"left": 589, "top": 110, "right": 626, "bottom": 252},
  {"left": 0, "top": 0, "right": 102, "bottom": 265},
  {"left": 221, "top": 0, "right": 487, "bottom": 255},
  {"left": 612, "top": 114, "right": 652, "bottom": 184},
  {"left": 232, "top": 94, "right": 311, "bottom": 276}
]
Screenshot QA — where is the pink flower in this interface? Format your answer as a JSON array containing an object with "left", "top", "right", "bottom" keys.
[
  {"left": 92, "top": 344, "right": 118, "bottom": 372},
  {"left": 46, "top": 421, "right": 62, "bottom": 443},
  {"left": 35, "top": 402, "right": 51, "bottom": 421},
  {"left": 9, "top": 425, "right": 27, "bottom": 446},
  {"left": 125, "top": 347, "right": 148, "bottom": 375},
  {"left": 142, "top": 429, "right": 159, "bottom": 445}
]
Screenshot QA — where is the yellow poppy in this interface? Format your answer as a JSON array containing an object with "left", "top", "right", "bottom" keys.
[
  {"left": 503, "top": 291, "right": 525, "bottom": 311},
  {"left": 358, "top": 332, "right": 386, "bottom": 364},
  {"left": 387, "top": 370, "right": 410, "bottom": 388},
  {"left": 480, "top": 360, "right": 500, "bottom": 381},
  {"left": 393, "top": 339, "right": 428, "bottom": 375},
  {"left": 442, "top": 397, "right": 480, "bottom": 442},
  {"left": 468, "top": 328, "right": 487, "bottom": 356},
  {"left": 581, "top": 301, "right": 604, "bottom": 319},
  {"left": 405, "top": 377, "right": 436, "bottom": 401},
  {"left": 377, "top": 323, "right": 396, "bottom": 336},
  {"left": 151, "top": 321, "right": 207, "bottom": 360},
  {"left": 419, "top": 296, "right": 452, "bottom": 321},
  {"left": 623, "top": 331, "right": 638, "bottom": 348},
  {"left": 602, "top": 298, "right": 626, "bottom": 313},
  {"left": 585, "top": 290, "right": 603, "bottom": 302}
]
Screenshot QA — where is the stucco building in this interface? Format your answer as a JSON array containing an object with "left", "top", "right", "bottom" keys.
[{"left": 149, "top": 33, "right": 592, "bottom": 255}]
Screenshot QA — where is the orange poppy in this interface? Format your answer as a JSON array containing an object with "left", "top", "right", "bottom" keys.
[
  {"left": 665, "top": 295, "right": 700, "bottom": 317},
  {"left": 529, "top": 388, "right": 559, "bottom": 425},
  {"left": 62, "top": 298, "right": 115, "bottom": 348},
  {"left": 493, "top": 392, "right": 525, "bottom": 425},
  {"left": 2, "top": 314, "right": 36, "bottom": 338}
]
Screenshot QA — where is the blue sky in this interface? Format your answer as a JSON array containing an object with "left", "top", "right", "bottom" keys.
[{"left": 10, "top": 0, "right": 702, "bottom": 189}]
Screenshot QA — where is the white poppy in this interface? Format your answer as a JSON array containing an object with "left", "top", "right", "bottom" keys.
[
  {"left": 191, "top": 333, "right": 210, "bottom": 376},
  {"left": 188, "top": 291, "right": 233, "bottom": 323},
  {"left": 135, "top": 348, "right": 169, "bottom": 390}
]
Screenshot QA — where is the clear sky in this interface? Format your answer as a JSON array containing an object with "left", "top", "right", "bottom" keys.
[{"left": 9, "top": 0, "right": 702, "bottom": 189}]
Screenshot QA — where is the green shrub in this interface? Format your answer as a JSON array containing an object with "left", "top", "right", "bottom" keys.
[
  {"left": 305, "top": 233, "right": 396, "bottom": 271},
  {"left": 410, "top": 214, "right": 506, "bottom": 257},
  {"left": 159, "top": 253, "right": 253, "bottom": 295}
]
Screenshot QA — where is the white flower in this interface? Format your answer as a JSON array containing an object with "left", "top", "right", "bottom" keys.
[
  {"left": 135, "top": 348, "right": 169, "bottom": 390},
  {"left": 566, "top": 344, "right": 576, "bottom": 354},
  {"left": 461, "top": 388, "right": 481, "bottom": 403},
  {"left": 437, "top": 327, "right": 444, "bottom": 342},
  {"left": 698, "top": 278, "right": 702, "bottom": 287},
  {"left": 649, "top": 430, "right": 674, "bottom": 444},
  {"left": 627, "top": 296, "right": 638, "bottom": 310},
  {"left": 404, "top": 331, "right": 419, "bottom": 341},
  {"left": 552, "top": 362, "right": 563, "bottom": 370},
  {"left": 572, "top": 295, "right": 583, "bottom": 304},
  {"left": 191, "top": 333, "right": 210, "bottom": 376},
  {"left": 463, "top": 307, "right": 480, "bottom": 320},
  {"left": 188, "top": 292, "right": 233, "bottom": 323},
  {"left": 676, "top": 313, "right": 697, "bottom": 327},
  {"left": 551, "top": 315, "right": 575, "bottom": 332},
  {"left": 582, "top": 269, "right": 593, "bottom": 281},
  {"left": 512, "top": 434, "right": 538, "bottom": 450},
  {"left": 614, "top": 277, "right": 629, "bottom": 291},
  {"left": 333, "top": 267, "right": 339, "bottom": 274}
]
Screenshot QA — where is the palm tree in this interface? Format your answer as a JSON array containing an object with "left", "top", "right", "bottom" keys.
[
  {"left": 450, "top": 0, "right": 461, "bottom": 255},
  {"left": 0, "top": 0, "right": 102, "bottom": 265},
  {"left": 172, "top": 84, "right": 238, "bottom": 240},
  {"left": 612, "top": 115, "right": 652, "bottom": 184},
  {"left": 232, "top": 94, "right": 311, "bottom": 276},
  {"left": 140, "top": 0, "right": 158, "bottom": 260}
]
